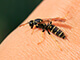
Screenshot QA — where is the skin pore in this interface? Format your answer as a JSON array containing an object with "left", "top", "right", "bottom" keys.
[{"left": 0, "top": 0, "right": 80, "bottom": 60}]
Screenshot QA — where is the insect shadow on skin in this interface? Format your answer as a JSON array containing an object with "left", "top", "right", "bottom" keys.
[{"left": 19, "top": 17, "right": 72, "bottom": 51}]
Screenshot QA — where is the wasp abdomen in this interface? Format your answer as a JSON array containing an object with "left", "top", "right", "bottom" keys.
[{"left": 50, "top": 25, "right": 65, "bottom": 39}]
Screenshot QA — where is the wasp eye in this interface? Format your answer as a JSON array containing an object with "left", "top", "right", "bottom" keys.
[{"left": 29, "top": 20, "right": 33, "bottom": 25}]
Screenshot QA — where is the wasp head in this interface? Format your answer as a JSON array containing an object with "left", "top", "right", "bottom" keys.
[{"left": 29, "top": 20, "right": 34, "bottom": 29}]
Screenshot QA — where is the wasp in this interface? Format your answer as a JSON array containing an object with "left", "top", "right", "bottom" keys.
[
  {"left": 19, "top": 17, "right": 66, "bottom": 31},
  {"left": 19, "top": 17, "right": 69, "bottom": 38},
  {"left": 20, "top": 17, "right": 71, "bottom": 50}
]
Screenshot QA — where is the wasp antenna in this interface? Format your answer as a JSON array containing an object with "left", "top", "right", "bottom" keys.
[{"left": 19, "top": 22, "right": 29, "bottom": 27}]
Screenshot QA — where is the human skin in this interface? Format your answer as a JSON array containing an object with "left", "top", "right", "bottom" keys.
[{"left": 0, "top": 0, "right": 80, "bottom": 60}]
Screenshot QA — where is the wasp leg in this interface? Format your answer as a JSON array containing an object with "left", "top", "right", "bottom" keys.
[
  {"left": 53, "top": 23, "right": 72, "bottom": 29},
  {"left": 37, "top": 29, "right": 45, "bottom": 45},
  {"left": 46, "top": 30, "right": 62, "bottom": 51},
  {"left": 50, "top": 35, "right": 62, "bottom": 51},
  {"left": 31, "top": 25, "right": 36, "bottom": 34}
]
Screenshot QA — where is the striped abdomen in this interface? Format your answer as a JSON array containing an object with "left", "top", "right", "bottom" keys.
[{"left": 49, "top": 25, "right": 65, "bottom": 39}]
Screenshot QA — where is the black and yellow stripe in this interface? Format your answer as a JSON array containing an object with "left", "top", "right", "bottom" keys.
[{"left": 50, "top": 25, "right": 65, "bottom": 39}]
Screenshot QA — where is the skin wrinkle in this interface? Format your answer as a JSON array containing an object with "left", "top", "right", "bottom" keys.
[
  {"left": 18, "top": 44, "right": 35, "bottom": 59},
  {"left": 38, "top": 39, "right": 52, "bottom": 56},
  {"left": 53, "top": 51, "right": 62, "bottom": 59},
  {"left": 67, "top": 42, "right": 79, "bottom": 57},
  {"left": 56, "top": 53, "right": 68, "bottom": 60},
  {"left": 46, "top": 35, "right": 56, "bottom": 48},
  {"left": 57, "top": 38, "right": 79, "bottom": 59},
  {"left": 45, "top": 50, "right": 57, "bottom": 60},
  {"left": 70, "top": 46, "right": 79, "bottom": 59},
  {"left": 75, "top": 51, "right": 80, "bottom": 59},
  {"left": 35, "top": 47, "right": 48, "bottom": 59},
  {"left": 23, "top": 43, "right": 41, "bottom": 59},
  {"left": 27, "top": 43, "right": 43, "bottom": 57},
  {"left": 69, "top": 49, "right": 78, "bottom": 60},
  {"left": 13, "top": 47, "right": 25, "bottom": 59},
  {"left": 34, "top": 46, "right": 44, "bottom": 57},
  {"left": 20, "top": 49, "right": 29, "bottom": 59},
  {"left": 35, "top": 46, "right": 44, "bottom": 57},
  {"left": 58, "top": 47, "right": 69, "bottom": 59},
  {"left": 67, "top": 49, "right": 76, "bottom": 59},
  {"left": 27, "top": 47, "right": 39, "bottom": 58},
  {"left": 46, "top": 45, "right": 57, "bottom": 56},
  {"left": 63, "top": 47, "right": 76, "bottom": 60}
]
